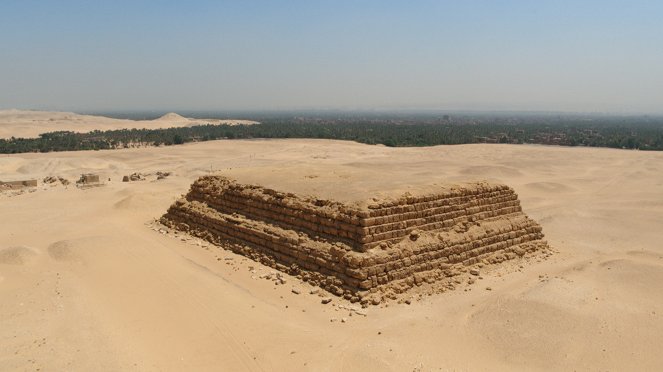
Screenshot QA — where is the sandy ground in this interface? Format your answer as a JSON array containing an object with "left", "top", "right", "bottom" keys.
[
  {"left": 1, "top": 138, "right": 663, "bottom": 371},
  {"left": 0, "top": 110, "right": 258, "bottom": 139}
]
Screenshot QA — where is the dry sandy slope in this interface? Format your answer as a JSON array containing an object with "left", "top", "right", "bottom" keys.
[
  {"left": 1, "top": 140, "right": 662, "bottom": 371},
  {"left": 0, "top": 109, "right": 258, "bottom": 139}
]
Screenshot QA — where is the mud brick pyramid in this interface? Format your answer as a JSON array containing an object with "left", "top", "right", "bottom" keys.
[{"left": 161, "top": 175, "right": 549, "bottom": 305}]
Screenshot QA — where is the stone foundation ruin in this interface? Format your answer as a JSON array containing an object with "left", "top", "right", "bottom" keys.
[
  {"left": 161, "top": 175, "right": 550, "bottom": 305},
  {"left": 76, "top": 173, "right": 103, "bottom": 189},
  {"left": 0, "top": 179, "right": 38, "bottom": 189}
]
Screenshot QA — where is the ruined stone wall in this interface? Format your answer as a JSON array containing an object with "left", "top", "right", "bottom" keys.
[
  {"left": 184, "top": 177, "right": 365, "bottom": 249},
  {"left": 0, "top": 180, "right": 38, "bottom": 188},
  {"left": 161, "top": 175, "right": 549, "bottom": 304},
  {"left": 356, "top": 184, "right": 523, "bottom": 249}
]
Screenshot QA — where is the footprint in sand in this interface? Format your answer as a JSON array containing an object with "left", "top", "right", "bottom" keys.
[
  {"left": 0, "top": 246, "right": 40, "bottom": 265},
  {"left": 47, "top": 240, "right": 77, "bottom": 262}
]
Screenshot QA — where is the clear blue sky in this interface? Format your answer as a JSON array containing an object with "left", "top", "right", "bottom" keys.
[{"left": 1, "top": 0, "right": 662, "bottom": 113}]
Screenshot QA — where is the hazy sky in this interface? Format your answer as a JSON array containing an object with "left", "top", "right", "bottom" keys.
[{"left": 1, "top": 0, "right": 662, "bottom": 113}]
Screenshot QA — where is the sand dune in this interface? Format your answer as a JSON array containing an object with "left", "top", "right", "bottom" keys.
[
  {"left": 1, "top": 139, "right": 663, "bottom": 370},
  {"left": 0, "top": 109, "right": 258, "bottom": 139}
]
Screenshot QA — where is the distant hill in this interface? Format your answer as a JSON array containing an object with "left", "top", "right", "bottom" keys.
[{"left": 0, "top": 110, "right": 259, "bottom": 139}]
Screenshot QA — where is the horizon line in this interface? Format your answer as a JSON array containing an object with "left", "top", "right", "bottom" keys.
[{"left": 4, "top": 107, "right": 663, "bottom": 117}]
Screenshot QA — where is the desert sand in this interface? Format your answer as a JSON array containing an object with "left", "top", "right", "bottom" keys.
[
  {"left": 0, "top": 109, "right": 258, "bottom": 139},
  {"left": 2, "top": 122, "right": 663, "bottom": 370}
]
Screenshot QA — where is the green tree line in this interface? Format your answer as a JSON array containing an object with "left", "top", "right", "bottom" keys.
[{"left": 1, "top": 116, "right": 662, "bottom": 154}]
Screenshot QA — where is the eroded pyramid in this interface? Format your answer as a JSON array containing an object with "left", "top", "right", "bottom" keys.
[{"left": 161, "top": 175, "right": 550, "bottom": 305}]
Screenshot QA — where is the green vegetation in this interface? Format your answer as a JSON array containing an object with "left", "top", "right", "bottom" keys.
[{"left": 1, "top": 114, "right": 663, "bottom": 153}]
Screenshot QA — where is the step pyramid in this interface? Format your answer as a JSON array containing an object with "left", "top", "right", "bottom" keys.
[{"left": 161, "top": 175, "right": 550, "bottom": 305}]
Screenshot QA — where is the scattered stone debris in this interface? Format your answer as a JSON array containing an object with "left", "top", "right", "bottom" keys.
[
  {"left": 321, "top": 298, "right": 332, "bottom": 304},
  {"left": 123, "top": 171, "right": 170, "bottom": 182},
  {"left": 131, "top": 173, "right": 145, "bottom": 181},
  {"left": 43, "top": 176, "right": 70, "bottom": 186},
  {"left": 156, "top": 171, "right": 171, "bottom": 180},
  {"left": 337, "top": 304, "right": 368, "bottom": 316},
  {"left": 122, "top": 173, "right": 146, "bottom": 182}
]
